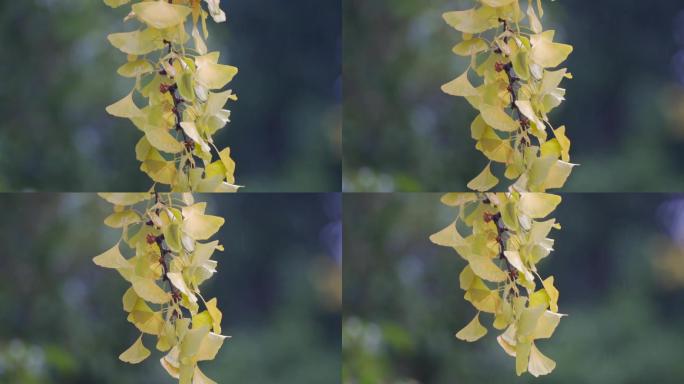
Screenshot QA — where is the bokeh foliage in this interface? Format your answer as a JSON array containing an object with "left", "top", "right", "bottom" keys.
[
  {"left": 343, "top": 193, "right": 684, "bottom": 383},
  {"left": 343, "top": 0, "right": 684, "bottom": 191},
  {"left": 0, "top": 193, "right": 341, "bottom": 383},
  {"left": 0, "top": 0, "right": 341, "bottom": 192}
]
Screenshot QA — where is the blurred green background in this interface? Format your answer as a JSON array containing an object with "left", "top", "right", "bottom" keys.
[
  {"left": 0, "top": 0, "right": 341, "bottom": 192},
  {"left": 343, "top": 193, "right": 684, "bottom": 383},
  {"left": 0, "top": 193, "right": 341, "bottom": 383},
  {"left": 343, "top": 0, "right": 684, "bottom": 191}
]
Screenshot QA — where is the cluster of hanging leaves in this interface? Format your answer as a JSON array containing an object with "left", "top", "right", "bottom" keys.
[
  {"left": 93, "top": 192, "right": 229, "bottom": 383},
  {"left": 430, "top": 192, "right": 564, "bottom": 377},
  {"left": 105, "top": 0, "right": 239, "bottom": 192},
  {"left": 442, "top": 0, "right": 576, "bottom": 192}
]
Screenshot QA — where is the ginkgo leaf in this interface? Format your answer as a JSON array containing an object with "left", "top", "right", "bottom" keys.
[
  {"left": 516, "top": 341, "right": 531, "bottom": 376},
  {"left": 533, "top": 311, "right": 563, "bottom": 340},
  {"left": 443, "top": 7, "right": 499, "bottom": 34},
  {"left": 481, "top": 0, "right": 515, "bottom": 6},
  {"left": 204, "top": 0, "right": 226, "bottom": 23},
  {"left": 442, "top": 70, "right": 478, "bottom": 97},
  {"left": 514, "top": 100, "right": 543, "bottom": 130},
  {"left": 542, "top": 161, "right": 576, "bottom": 190},
  {"left": 503, "top": 250, "right": 533, "bottom": 281},
  {"left": 480, "top": 105, "right": 519, "bottom": 132},
  {"left": 541, "top": 276, "right": 559, "bottom": 312},
  {"left": 132, "top": 2, "right": 192, "bottom": 29},
  {"left": 429, "top": 222, "right": 463, "bottom": 247},
  {"left": 452, "top": 38, "right": 489, "bottom": 56},
  {"left": 469, "top": 253, "right": 508, "bottom": 282},
  {"left": 103, "top": 0, "right": 130, "bottom": 8},
  {"left": 205, "top": 298, "right": 223, "bottom": 334},
  {"left": 455, "top": 313, "right": 488, "bottom": 342},
  {"left": 119, "top": 335, "right": 151, "bottom": 364},
  {"left": 117, "top": 59, "right": 154, "bottom": 78},
  {"left": 218, "top": 147, "right": 237, "bottom": 184},
  {"left": 93, "top": 243, "right": 130, "bottom": 269},
  {"left": 518, "top": 194, "right": 561, "bottom": 219},
  {"left": 145, "top": 127, "right": 184, "bottom": 154},
  {"left": 108, "top": 29, "right": 164, "bottom": 55},
  {"left": 179, "top": 326, "right": 210, "bottom": 364},
  {"left": 104, "top": 210, "right": 141, "bottom": 228},
  {"left": 180, "top": 122, "right": 210, "bottom": 152},
  {"left": 196, "top": 332, "right": 229, "bottom": 361},
  {"left": 196, "top": 53, "right": 238, "bottom": 90},
  {"left": 131, "top": 277, "right": 171, "bottom": 304},
  {"left": 530, "top": 31, "right": 573, "bottom": 68},
  {"left": 441, "top": 193, "right": 477, "bottom": 206},
  {"left": 193, "top": 241, "right": 220, "bottom": 265},
  {"left": 167, "top": 272, "right": 197, "bottom": 303},
  {"left": 528, "top": 343, "right": 556, "bottom": 377},
  {"left": 106, "top": 92, "right": 143, "bottom": 119},
  {"left": 467, "top": 164, "right": 499, "bottom": 191},
  {"left": 182, "top": 203, "right": 225, "bottom": 240}
]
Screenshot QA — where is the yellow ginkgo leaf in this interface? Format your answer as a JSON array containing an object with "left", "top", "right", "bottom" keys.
[
  {"left": 179, "top": 326, "right": 210, "bottom": 364},
  {"left": 480, "top": 105, "right": 519, "bottom": 132},
  {"left": 452, "top": 38, "right": 489, "bottom": 56},
  {"left": 182, "top": 203, "right": 225, "bottom": 240},
  {"left": 467, "top": 164, "right": 499, "bottom": 191},
  {"left": 528, "top": 343, "right": 556, "bottom": 377},
  {"left": 104, "top": 0, "right": 130, "bottom": 9},
  {"left": 541, "top": 276, "right": 559, "bottom": 312},
  {"left": 132, "top": 2, "right": 192, "bottom": 29},
  {"left": 160, "top": 347, "right": 181, "bottom": 379},
  {"left": 516, "top": 341, "right": 531, "bottom": 376},
  {"left": 108, "top": 29, "right": 164, "bottom": 55},
  {"left": 98, "top": 193, "right": 151, "bottom": 206},
  {"left": 443, "top": 7, "right": 499, "bottom": 34},
  {"left": 441, "top": 193, "right": 477, "bottom": 207},
  {"left": 429, "top": 222, "right": 464, "bottom": 248},
  {"left": 442, "top": 70, "right": 478, "bottom": 97},
  {"left": 119, "top": 335, "right": 151, "bottom": 364},
  {"left": 530, "top": 31, "right": 573, "bottom": 68},
  {"left": 196, "top": 53, "right": 238, "bottom": 90},
  {"left": 455, "top": 313, "right": 488, "bottom": 342},
  {"left": 104, "top": 210, "right": 141, "bottom": 228},
  {"left": 481, "top": 0, "right": 515, "bottom": 7},
  {"left": 205, "top": 298, "right": 223, "bottom": 334},
  {"left": 131, "top": 276, "right": 171, "bottom": 304},
  {"left": 469, "top": 252, "right": 508, "bottom": 282},
  {"left": 193, "top": 367, "right": 218, "bottom": 384},
  {"left": 218, "top": 147, "right": 237, "bottom": 184},
  {"left": 93, "top": 243, "right": 130, "bottom": 269},
  {"left": 117, "top": 59, "right": 154, "bottom": 78},
  {"left": 196, "top": 332, "right": 229, "bottom": 361},
  {"left": 553, "top": 126, "right": 571, "bottom": 162},
  {"left": 518, "top": 193, "right": 561, "bottom": 219},
  {"left": 532, "top": 311, "right": 563, "bottom": 340},
  {"left": 180, "top": 122, "right": 210, "bottom": 153},
  {"left": 542, "top": 160, "right": 576, "bottom": 190},
  {"left": 167, "top": 272, "right": 198, "bottom": 303},
  {"left": 204, "top": 0, "right": 226, "bottom": 23},
  {"left": 106, "top": 92, "right": 143, "bottom": 119}
]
